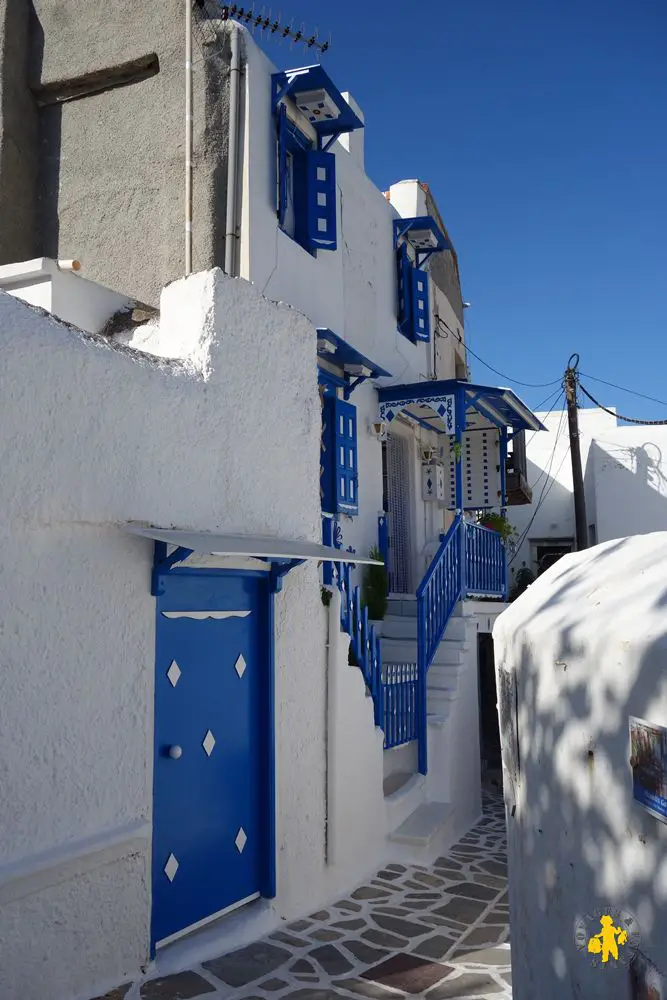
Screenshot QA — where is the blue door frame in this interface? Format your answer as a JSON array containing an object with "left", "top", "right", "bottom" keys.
[{"left": 151, "top": 568, "right": 275, "bottom": 954}]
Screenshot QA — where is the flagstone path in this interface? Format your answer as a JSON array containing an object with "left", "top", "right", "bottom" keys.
[{"left": 95, "top": 792, "right": 510, "bottom": 1000}]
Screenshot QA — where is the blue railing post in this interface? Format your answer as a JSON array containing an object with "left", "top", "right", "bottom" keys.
[{"left": 378, "top": 512, "right": 389, "bottom": 569}]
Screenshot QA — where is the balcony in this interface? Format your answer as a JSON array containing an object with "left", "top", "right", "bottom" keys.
[{"left": 506, "top": 430, "right": 532, "bottom": 505}]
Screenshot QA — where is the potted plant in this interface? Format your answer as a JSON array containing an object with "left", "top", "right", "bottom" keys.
[
  {"left": 362, "top": 545, "right": 389, "bottom": 624},
  {"left": 479, "top": 511, "right": 517, "bottom": 545}
]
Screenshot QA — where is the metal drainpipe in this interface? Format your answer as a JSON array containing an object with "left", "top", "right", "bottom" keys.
[
  {"left": 325, "top": 586, "right": 343, "bottom": 867},
  {"left": 224, "top": 25, "right": 241, "bottom": 277}
]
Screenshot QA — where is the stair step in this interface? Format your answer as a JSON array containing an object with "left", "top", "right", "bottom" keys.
[{"left": 389, "top": 802, "right": 456, "bottom": 847}]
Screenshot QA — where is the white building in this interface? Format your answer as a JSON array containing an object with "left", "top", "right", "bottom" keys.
[
  {"left": 0, "top": 23, "right": 543, "bottom": 1000},
  {"left": 509, "top": 404, "right": 667, "bottom": 586},
  {"left": 494, "top": 533, "right": 667, "bottom": 999}
]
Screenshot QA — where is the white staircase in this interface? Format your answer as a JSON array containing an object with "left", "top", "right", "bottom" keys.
[{"left": 380, "top": 596, "right": 475, "bottom": 858}]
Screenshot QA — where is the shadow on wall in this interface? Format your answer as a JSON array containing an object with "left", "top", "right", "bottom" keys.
[
  {"left": 587, "top": 439, "right": 667, "bottom": 540},
  {"left": 501, "top": 538, "right": 667, "bottom": 998},
  {"left": 508, "top": 454, "right": 575, "bottom": 597}
]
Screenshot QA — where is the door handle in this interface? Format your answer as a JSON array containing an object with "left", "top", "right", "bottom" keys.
[{"left": 167, "top": 745, "right": 183, "bottom": 760}]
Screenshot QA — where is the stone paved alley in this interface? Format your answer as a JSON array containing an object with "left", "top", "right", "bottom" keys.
[{"left": 97, "top": 793, "right": 510, "bottom": 1000}]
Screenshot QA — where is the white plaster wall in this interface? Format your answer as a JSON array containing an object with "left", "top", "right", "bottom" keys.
[
  {"left": 508, "top": 406, "right": 616, "bottom": 579},
  {"left": 237, "top": 33, "right": 458, "bottom": 577},
  {"left": 587, "top": 425, "right": 667, "bottom": 543},
  {"left": 494, "top": 534, "right": 667, "bottom": 999},
  {"left": 0, "top": 272, "right": 330, "bottom": 999}
]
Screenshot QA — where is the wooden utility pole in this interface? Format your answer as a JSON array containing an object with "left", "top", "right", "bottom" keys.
[{"left": 565, "top": 354, "right": 588, "bottom": 550}]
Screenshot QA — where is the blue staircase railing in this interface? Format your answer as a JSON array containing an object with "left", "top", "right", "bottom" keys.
[
  {"left": 415, "top": 515, "right": 507, "bottom": 774},
  {"left": 464, "top": 521, "right": 507, "bottom": 597},
  {"left": 335, "top": 561, "right": 384, "bottom": 728},
  {"left": 383, "top": 662, "right": 418, "bottom": 749}
]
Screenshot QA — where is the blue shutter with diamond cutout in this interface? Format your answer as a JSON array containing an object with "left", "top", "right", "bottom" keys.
[
  {"left": 334, "top": 398, "right": 358, "bottom": 515},
  {"left": 397, "top": 244, "right": 412, "bottom": 337},
  {"left": 411, "top": 265, "right": 430, "bottom": 342},
  {"left": 305, "top": 149, "right": 337, "bottom": 252}
]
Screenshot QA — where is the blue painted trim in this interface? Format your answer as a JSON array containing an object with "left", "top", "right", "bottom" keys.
[
  {"left": 378, "top": 513, "right": 389, "bottom": 568},
  {"left": 271, "top": 65, "right": 364, "bottom": 138},
  {"left": 316, "top": 328, "right": 392, "bottom": 380},
  {"left": 263, "top": 585, "right": 277, "bottom": 899},
  {"left": 269, "top": 559, "right": 306, "bottom": 593},
  {"left": 151, "top": 542, "right": 195, "bottom": 595},
  {"left": 318, "top": 366, "right": 346, "bottom": 391},
  {"left": 377, "top": 379, "right": 543, "bottom": 433}
]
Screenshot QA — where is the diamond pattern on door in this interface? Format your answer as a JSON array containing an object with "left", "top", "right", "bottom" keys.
[
  {"left": 166, "top": 660, "right": 181, "bottom": 688},
  {"left": 153, "top": 572, "right": 266, "bottom": 950},
  {"left": 164, "top": 853, "right": 179, "bottom": 882}
]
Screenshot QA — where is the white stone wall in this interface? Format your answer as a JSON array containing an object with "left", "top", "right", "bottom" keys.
[
  {"left": 238, "top": 33, "right": 460, "bottom": 574},
  {"left": 494, "top": 534, "right": 667, "bottom": 1000},
  {"left": 0, "top": 271, "right": 382, "bottom": 999},
  {"left": 508, "top": 406, "right": 616, "bottom": 578},
  {"left": 509, "top": 407, "right": 667, "bottom": 584}
]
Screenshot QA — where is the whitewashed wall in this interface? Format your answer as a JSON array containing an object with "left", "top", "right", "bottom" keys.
[
  {"left": 508, "top": 407, "right": 616, "bottom": 579},
  {"left": 0, "top": 271, "right": 383, "bottom": 1000},
  {"left": 509, "top": 407, "right": 667, "bottom": 583},
  {"left": 238, "top": 32, "right": 459, "bottom": 576},
  {"left": 494, "top": 534, "right": 667, "bottom": 1000},
  {"left": 587, "top": 424, "right": 667, "bottom": 543}
]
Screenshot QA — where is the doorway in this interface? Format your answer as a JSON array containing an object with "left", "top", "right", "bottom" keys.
[
  {"left": 478, "top": 632, "right": 502, "bottom": 790},
  {"left": 151, "top": 570, "right": 272, "bottom": 950},
  {"left": 383, "top": 432, "right": 414, "bottom": 594}
]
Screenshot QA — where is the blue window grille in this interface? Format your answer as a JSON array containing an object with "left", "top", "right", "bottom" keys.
[
  {"left": 277, "top": 106, "right": 337, "bottom": 254},
  {"left": 321, "top": 394, "right": 359, "bottom": 516},
  {"left": 396, "top": 242, "right": 430, "bottom": 343}
]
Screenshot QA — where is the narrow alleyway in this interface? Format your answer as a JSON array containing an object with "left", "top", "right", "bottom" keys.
[{"left": 104, "top": 792, "right": 510, "bottom": 1000}]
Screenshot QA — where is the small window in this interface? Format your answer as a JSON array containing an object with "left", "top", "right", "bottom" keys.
[
  {"left": 277, "top": 106, "right": 337, "bottom": 254},
  {"left": 320, "top": 394, "right": 359, "bottom": 516}
]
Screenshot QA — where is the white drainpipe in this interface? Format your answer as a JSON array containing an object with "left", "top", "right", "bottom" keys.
[
  {"left": 325, "top": 587, "right": 344, "bottom": 867},
  {"left": 224, "top": 24, "right": 241, "bottom": 277}
]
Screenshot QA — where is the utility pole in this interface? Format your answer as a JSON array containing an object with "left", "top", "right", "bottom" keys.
[{"left": 565, "top": 354, "right": 588, "bottom": 550}]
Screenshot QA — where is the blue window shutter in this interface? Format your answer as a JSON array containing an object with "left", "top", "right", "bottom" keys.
[
  {"left": 334, "top": 398, "right": 358, "bottom": 515},
  {"left": 321, "top": 393, "right": 336, "bottom": 514},
  {"left": 305, "top": 149, "right": 337, "bottom": 252},
  {"left": 411, "top": 265, "right": 430, "bottom": 342},
  {"left": 397, "top": 244, "right": 413, "bottom": 337},
  {"left": 277, "top": 105, "right": 288, "bottom": 229}
]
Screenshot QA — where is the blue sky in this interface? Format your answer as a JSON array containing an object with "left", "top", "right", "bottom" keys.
[{"left": 253, "top": 0, "right": 667, "bottom": 419}]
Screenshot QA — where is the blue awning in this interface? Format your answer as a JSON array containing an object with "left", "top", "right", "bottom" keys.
[
  {"left": 317, "top": 329, "right": 391, "bottom": 380},
  {"left": 377, "top": 379, "right": 545, "bottom": 434},
  {"left": 272, "top": 65, "right": 364, "bottom": 142}
]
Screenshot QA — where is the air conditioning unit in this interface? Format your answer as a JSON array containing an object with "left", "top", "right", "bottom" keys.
[{"left": 421, "top": 461, "right": 445, "bottom": 502}]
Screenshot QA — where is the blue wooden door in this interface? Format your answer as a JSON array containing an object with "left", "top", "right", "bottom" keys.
[{"left": 152, "top": 571, "right": 269, "bottom": 948}]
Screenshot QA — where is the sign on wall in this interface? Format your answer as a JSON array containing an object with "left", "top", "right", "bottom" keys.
[
  {"left": 446, "top": 427, "right": 501, "bottom": 510},
  {"left": 629, "top": 716, "right": 667, "bottom": 825}
]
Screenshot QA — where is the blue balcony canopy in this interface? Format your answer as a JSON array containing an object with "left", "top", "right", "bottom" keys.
[
  {"left": 317, "top": 328, "right": 391, "bottom": 397},
  {"left": 393, "top": 216, "right": 452, "bottom": 268},
  {"left": 272, "top": 64, "right": 364, "bottom": 150},
  {"left": 377, "top": 379, "right": 545, "bottom": 435}
]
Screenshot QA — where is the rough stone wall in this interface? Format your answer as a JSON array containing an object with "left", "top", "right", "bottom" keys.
[
  {"left": 28, "top": 0, "right": 232, "bottom": 304},
  {"left": 0, "top": 0, "right": 39, "bottom": 263}
]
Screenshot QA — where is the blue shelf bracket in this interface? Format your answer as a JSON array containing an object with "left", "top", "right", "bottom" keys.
[
  {"left": 151, "top": 542, "right": 195, "bottom": 596},
  {"left": 269, "top": 559, "right": 307, "bottom": 594}
]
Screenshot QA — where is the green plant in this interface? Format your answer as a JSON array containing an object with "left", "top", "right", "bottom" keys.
[
  {"left": 452, "top": 441, "right": 462, "bottom": 462},
  {"left": 509, "top": 566, "right": 535, "bottom": 602},
  {"left": 361, "top": 546, "right": 389, "bottom": 621},
  {"left": 479, "top": 511, "right": 517, "bottom": 546}
]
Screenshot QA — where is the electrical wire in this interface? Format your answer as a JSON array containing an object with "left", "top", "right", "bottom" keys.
[
  {"left": 509, "top": 444, "right": 572, "bottom": 567},
  {"left": 578, "top": 384, "right": 667, "bottom": 427},
  {"left": 525, "top": 387, "right": 565, "bottom": 446},
  {"left": 433, "top": 315, "right": 561, "bottom": 390},
  {"left": 509, "top": 410, "right": 568, "bottom": 564},
  {"left": 579, "top": 372, "right": 667, "bottom": 410}
]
